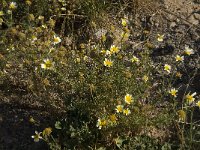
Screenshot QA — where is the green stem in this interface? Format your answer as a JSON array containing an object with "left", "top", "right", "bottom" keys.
[{"left": 189, "top": 108, "right": 194, "bottom": 148}]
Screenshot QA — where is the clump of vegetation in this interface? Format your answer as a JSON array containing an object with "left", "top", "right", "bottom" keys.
[{"left": 0, "top": 0, "right": 200, "bottom": 149}]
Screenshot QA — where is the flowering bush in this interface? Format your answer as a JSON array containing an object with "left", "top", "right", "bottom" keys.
[{"left": 1, "top": 0, "right": 200, "bottom": 149}]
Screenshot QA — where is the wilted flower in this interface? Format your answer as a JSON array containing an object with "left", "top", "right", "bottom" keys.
[
  {"left": 116, "top": 105, "right": 124, "bottom": 113},
  {"left": 176, "top": 72, "right": 182, "bottom": 78},
  {"left": 186, "top": 92, "right": 197, "bottom": 104},
  {"left": 109, "top": 114, "right": 117, "bottom": 123},
  {"left": 169, "top": 88, "right": 178, "bottom": 97},
  {"left": 41, "top": 59, "right": 54, "bottom": 70},
  {"left": 175, "top": 55, "right": 184, "bottom": 62},
  {"left": 79, "top": 43, "right": 85, "bottom": 49},
  {"left": 104, "top": 58, "right": 113, "bottom": 67},
  {"left": 31, "top": 131, "right": 42, "bottom": 142},
  {"left": 123, "top": 108, "right": 131, "bottom": 116},
  {"left": 96, "top": 118, "right": 107, "bottom": 129},
  {"left": 177, "top": 110, "right": 186, "bottom": 122},
  {"left": 164, "top": 64, "right": 171, "bottom": 73},
  {"left": 26, "top": 0, "right": 32, "bottom": 6},
  {"left": 48, "top": 19, "right": 55, "bottom": 28},
  {"left": 9, "top": 2, "right": 17, "bottom": 10},
  {"left": 157, "top": 34, "right": 164, "bottom": 42},
  {"left": 125, "top": 94, "right": 133, "bottom": 104},
  {"left": 42, "top": 127, "right": 52, "bottom": 137},
  {"left": 184, "top": 46, "right": 194, "bottom": 56}
]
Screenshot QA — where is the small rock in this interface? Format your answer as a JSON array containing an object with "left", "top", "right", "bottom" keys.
[
  {"left": 188, "top": 15, "right": 199, "bottom": 25},
  {"left": 194, "top": 13, "right": 200, "bottom": 20},
  {"left": 170, "top": 22, "right": 177, "bottom": 28},
  {"left": 167, "top": 14, "right": 176, "bottom": 21}
]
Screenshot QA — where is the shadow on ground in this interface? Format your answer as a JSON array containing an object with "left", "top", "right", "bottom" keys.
[{"left": 0, "top": 102, "right": 55, "bottom": 150}]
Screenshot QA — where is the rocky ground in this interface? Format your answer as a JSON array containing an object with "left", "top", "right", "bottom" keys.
[{"left": 0, "top": 0, "right": 199, "bottom": 149}]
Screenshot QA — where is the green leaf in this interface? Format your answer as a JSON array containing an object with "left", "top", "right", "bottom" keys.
[
  {"left": 115, "top": 137, "right": 125, "bottom": 148},
  {"left": 97, "top": 147, "right": 106, "bottom": 150},
  {"left": 55, "top": 121, "right": 62, "bottom": 130}
]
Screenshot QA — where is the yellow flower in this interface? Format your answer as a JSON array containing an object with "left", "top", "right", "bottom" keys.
[
  {"left": 196, "top": 101, "right": 200, "bottom": 108},
  {"left": 164, "top": 64, "right": 171, "bottom": 73},
  {"left": 121, "top": 18, "right": 127, "bottom": 27},
  {"left": 169, "top": 88, "right": 178, "bottom": 97},
  {"left": 96, "top": 118, "right": 107, "bottom": 129},
  {"left": 9, "top": 2, "right": 17, "bottom": 10},
  {"left": 101, "top": 34, "right": 106, "bottom": 42},
  {"left": 100, "top": 49, "right": 106, "bottom": 55},
  {"left": 104, "top": 58, "right": 113, "bottom": 67},
  {"left": 175, "top": 55, "right": 184, "bottom": 62},
  {"left": 131, "top": 56, "right": 139, "bottom": 63},
  {"left": 109, "top": 114, "right": 117, "bottom": 123},
  {"left": 186, "top": 92, "right": 196, "bottom": 104},
  {"left": 177, "top": 110, "right": 186, "bottom": 122},
  {"left": 125, "top": 94, "right": 133, "bottom": 104},
  {"left": 142, "top": 75, "right": 149, "bottom": 82},
  {"left": 157, "top": 34, "right": 164, "bottom": 42},
  {"left": 42, "top": 127, "right": 52, "bottom": 136},
  {"left": 123, "top": 108, "right": 131, "bottom": 116},
  {"left": 53, "top": 35, "right": 61, "bottom": 45},
  {"left": 116, "top": 105, "right": 124, "bottom": 113},
  {"left": 110, "top": 45, "right": 119, "bottom": 54},
  {"left": 31, "top": 131, "right": 42, "bottom": 142},
  {"left": 41, "top": 59, "right": 54, "bottom": 70},
  {"left": 184, "top": 46, "right": 194, "bottom": 55}
]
